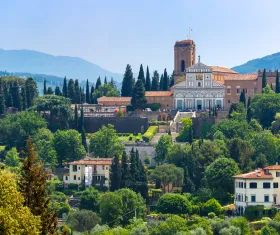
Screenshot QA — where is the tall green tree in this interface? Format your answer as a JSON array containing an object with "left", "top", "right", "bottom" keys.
[
  {"left": 90, "top": 85, "right": 94, "bottom": 104},
  {"left": 43, "top": 79, "right": 47, "bottom": 95},
  {"left": 19, "top": 138, "right": 57, "bottom": 234},
  {"left": 95, "top": 77, "right": 102, "bottom": 90},
  {"left": 21, "top": 86, "right": 27, "bottom": 111},
  {"left": 131, "top": 78, "right": 147, "bottom": 109},
  {"left": 120, "top": 151, "right": 130, "bottom": 188},
  {"left": 170, "top": 71, "right": 175, "bottom": 87},
  {"left": 151, "top": 70, "right": 160, "bottom": 91},
  {"left": 79, "top": 107, "right": 84, "bottom": 131},
  {"left": 74, "top": 104, "right": 78, "bottom": 129},
  {"left": 62, "top": 76, "right": 67, "bottom": 97},
  {"left": 121, "top": 64, "right": 134, "bottom": 97},
  {"left": 46, "top": 87, "right": 53, "bottom": 95},
  {"left": 81, "top": 87, "right": 86, "bottom": 103},
  {"left": 12, "top": 81, "right": 22, "bottom": 111},
  {"left": 25, "top": 77, "right": 38, "bottom": 108},
  {"left": 246, "top": 96, "right": 252, "bottom": 123},
  {"left": 138, "top": 64, "right": 145, "bottom": 85},
  {"left": 239, "top": 89, "right": 246, "bottom": 107},
  {"left": 79, "top": 187, "right": 100, "bottom": 212},
  {"left": 262, "top": 69, "right": 267, "bottom": 90},
  {"left": 7, "top": 84, "right": 13, "bottom": 108},
  {"left": 145, "top": 66, "right": 151, "bottom": 91},
  {"left": 89, "top": 124, "right": 124, "bottom": 158},
  {"left": 55, "top": 86, "right": 62, "bottom": 96},
  {"left": 159, "top": 74, "right": 163, "bottom": 91},
  {"left": 0, "top": 81, "right": 5, "bottom": 115},
  {"left": 135, "top": 149, "right": 148, "bottom": 199},
  {"left": 162, "top": 68, "right": 169, "bottom": 91},
  {"left": 104, "top": 76, "right": 107, "bottom": 85},
  {"left": 110, "top": 155, "right": 121, "bottom": 191},
  {"left": 74, "top": 79, "right": 81, "bottom": 104},
  {"left": 276, "top": 70, "right": 280, "bottom": 93},
  {"left": 81, "top": 127, "right": 87, "bottom": 152},
  {"left": 86, "top": 79, "right": 90, "bottom": 103},
  {"left": 155, "top": 134, "right": 172, "bottom": 164}
]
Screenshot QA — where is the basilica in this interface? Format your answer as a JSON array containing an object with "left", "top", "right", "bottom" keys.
[{"left": 173, "top": 56, "right": 225, "bottom": 110}]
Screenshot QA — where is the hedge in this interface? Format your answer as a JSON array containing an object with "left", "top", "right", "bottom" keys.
[{"left": 143, "top": 126, "right": 158, "bottom": 142}]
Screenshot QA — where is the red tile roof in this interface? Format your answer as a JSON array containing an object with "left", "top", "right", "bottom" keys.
[
  {"left": 145, "top": 91, "right": 173, "bottom": 97},
  {"left": 69, "top": 157, "right": 112, "bottom": 165},
  {"left": 224, "top": 73, "right": 258, "bottom": 81},
  {"left": 233, "top": 169, "right": 273, "bottom": 179},
  {"left": 98, "top": 96, "right": 131, "bottom": 102},
  {"left": 264, "top": 164, "right": 280, "bottom": 170},
  {"left": 210, "top": 66, "right": 238, "bottom": 74}
]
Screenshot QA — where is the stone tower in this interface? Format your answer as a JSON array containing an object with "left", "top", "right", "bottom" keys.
[{"left": 174, "top": 40, "right": 196, "bottom": 84}]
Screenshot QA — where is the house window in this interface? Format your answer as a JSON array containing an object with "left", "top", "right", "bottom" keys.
[
  {"left": 78, "top": 177, "right": 80, "bottom": 180},
  {"left": 106, "top": 167, "right": 108, "bottom": 170},
  {"left": 102, "top": 165, "right": 105, "bottom": 170},
  {"left": 228, "top": 100, "right": 231, "bottom": 104},
  {"left": 198, "top": 82, "right": 201, "bottom": 87},
  {"left": 276, "top": 172, "right": 280, "bottom": 177},
  {"left": 236, "top": 88, "right": 240, "bottom": 94},
  {"left": 244, "top": 183, "right": 246, "bottom": 188},
  {"left": 74, "top": 175, "right": 76, "bottom": 180},
  {"left": 241, "top": 182, "right": 243, "bottom": 188},
  {"left": 251, "top": 195, "right": 256, "bottom": 202},
  {"left": 264, "top": 195, "right": 269, "bottom": 202},
  {"left": 73, "top": 165, "right": 77, "bottom": 172},
  {"left": 227, "top": 88, "right": 231, "bottom": 94},
  {"left": 263, "top": 182, "right": 271, "bottom": 189},
  {"left": 250, "top": 182, "right": 257, "bottom": 188},
  {"left": 78, "top": 167, "right": 80, "bottom": 170},
  {"left": 65, "top": 176, "right": 68, "bottom": 180},
  {"left": 274, "top": 183, "right": 279, "bottom": 188}
]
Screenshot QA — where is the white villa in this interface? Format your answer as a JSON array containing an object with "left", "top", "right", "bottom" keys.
[
  {"left": 173, "top": 57, "right": 225, "bottom": 110},
  {"left": 63, "top": 157, "right": 112, "bottom": 188},
  {"left": 233, "top": 164, "right": 280, "bottom": 215}
]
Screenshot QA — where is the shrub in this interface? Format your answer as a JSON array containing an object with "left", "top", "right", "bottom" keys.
[
  {"left": 68, "top": 183, "right": 79, "bottom": 190},
  {"left": 250, "top": 220, "right": 268, "bottom": 230},
  {"left": 208, "top": 212, "right": 216, "bottom": 219},
  {"left": 143, "top": 126, "right": 158, "bottom": 142},
  {"left": 203, "top": 198, "right": 223, "bottom": 215},
  {"left": 129, "top": 134, "right": 134, "bottom": 141},
  {"left": 145, "top": 103, "right": 161, "bottom": 111}
]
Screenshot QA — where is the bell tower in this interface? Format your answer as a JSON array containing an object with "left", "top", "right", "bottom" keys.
[{"left": 174, "top": 40, "right": 196, "bottom": 84}]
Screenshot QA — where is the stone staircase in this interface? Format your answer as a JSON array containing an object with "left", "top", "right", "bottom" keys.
[{"left": 150, "top": 133, "right": 165, "bottom": 145}]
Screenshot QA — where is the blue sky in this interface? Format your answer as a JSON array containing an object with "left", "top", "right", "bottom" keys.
[{"left": 1, "top": 0, "right": 280, "bottom": 75}]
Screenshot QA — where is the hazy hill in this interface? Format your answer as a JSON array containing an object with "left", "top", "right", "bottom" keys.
[
  {"left": 232, "top": 52, "right": 280, "bottom": 74},
  {"left": 0, "top": 49, "right": 122, "bottom": 82}
]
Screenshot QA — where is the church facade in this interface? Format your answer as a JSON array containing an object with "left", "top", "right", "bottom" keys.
[{"left": 173, "top": 57, "right": 225, "bottom": 110}]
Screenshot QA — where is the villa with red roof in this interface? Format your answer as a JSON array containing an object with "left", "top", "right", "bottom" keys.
[{"left": 233, "top": 163, "right": 280, "bottom": 215}]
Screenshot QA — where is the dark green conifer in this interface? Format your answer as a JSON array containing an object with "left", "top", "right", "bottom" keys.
[
  {"left": 121, "top": 64, "right": 134, "bottom": 97},
  {"left": 151, "top": 71, "right": 160, "bottom": 91},
  {"left": 79, "top": 107, "right": 84, "bottom": 131},
  {"left": 43, "top": 79, "right": 47, "bottom": 95},
  {"left": 55, "top": 86, "right": 62, "bottom": 96},
  {"left": 239, "top": 89, "right": 246, "bottom": 107},
  {"left": 46, "top": 87, "right": 53, "bottom": 95},
  {"left": 86, "top": 79, "right": 90, "bottom": 103},
  {"left": 74, "top": 79, "right": 80, "bottom": 104},
  {"left": 110, "top": 155, "right": 121, "bottom": 191},
  {"left": 120, "top": 151, "right": 130, "bottom": 188},
  {"left": 246, "top": 96, "right": 252, "bottom": 123},
  {"left": 74, "top": 104, "right": 78, "bottom": 130},
  {"left": 159, "top": 74, "right": 163, "bottom": 91},
  {"left": 0, "top": 80, "right": 5, "bottom": 115},
  {"left": 81, "top": 127, "right": 87, "bottom": 152},
  {"left": 62, "top": 76, "right": 67, "bottom": 97},
  {"left": 12, "top": 81, "right": 22, "bottom": 111},
  {"left": 131, "top": 78, "right": 147, "bottom": 109},
  {"left": 67, "top": 79, "right": 75, "bottom": 103},
  {"left": 162, "top": 69, "right": 169, "bottom": 91},
  {"left": 262, "top": 69, "right": 267, "bottom": 90},
  {"left": 104, "top": 76, "right": 107, "bottom": 85},
  {"left": 90, "top": 85, "right": 94, "bottom": 104},
  {"left": 276, "top": 70, "right": 280, "bottom": 93},
  {"left": 138, "top": 64, "right": 145, "bottom": 85},
  {"left": 95, "top": 77, "right": 102, "bottom": 90},
  {"left": 21, "top": 86, "right": 27, "bottom": 111},
  {"left": 145, "top": 66, "right": 151, "bottom": 91}
]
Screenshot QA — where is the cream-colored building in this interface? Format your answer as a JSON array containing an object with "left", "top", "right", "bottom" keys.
[
  {"left": 233, "top": 164, "right": 280, "bottom": 215},
  {"left": 63, "top": 157, "right": 112, "bottom": 188}
]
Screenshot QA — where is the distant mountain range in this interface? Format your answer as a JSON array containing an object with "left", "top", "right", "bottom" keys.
[
  {"left": 232, "top": 52, "right": 280, "bottom": 74},
  {"left": 0, "top": 49, "right": 122, "bottom": 83}
]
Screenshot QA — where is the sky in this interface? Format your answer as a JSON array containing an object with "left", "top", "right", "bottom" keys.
[{"left": 1, "top": 0, "right": 280, "bottom": 75}]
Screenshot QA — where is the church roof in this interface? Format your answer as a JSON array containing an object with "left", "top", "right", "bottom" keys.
[
  {"left": 186, "top": 59, "right": 212, "bottom": 73},
  {"left": 224, "top": 73, "right": 258, "bottom": 81},
  {"left": 210, "top": 66, "right": 238, "bottom": 74}
]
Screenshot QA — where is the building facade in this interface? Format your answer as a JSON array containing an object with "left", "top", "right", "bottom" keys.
[
  {"left": 173, "top": 57, "right": 225, "bottom": 110},
  {"left": 145, "top": 91, "right": 173, "bottom": 110},
  {"left": 97, "top": 96, "right": 131, "bottom": 106},
  {"left": 63, "top": 157, "right": 112, "bottom": 187},
  {"left": 233, "top": 164, "right": 280, "bottom": 215}
]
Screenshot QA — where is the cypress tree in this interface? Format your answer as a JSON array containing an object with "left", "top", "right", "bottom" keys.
[
  {"left": 110, "top": 155, "right": 121, "bottom": 191},
  {"left": 120, "top": 151, "right": 130, "bottom": 188},
  {"left": 239, "top": 89, "right": 246, "bottom": 107},
  {"left": 90, "top": 85, "right": 94, "bottom": 104},
  {"left": 19, "top": 138, "right": 57, "bottom": 234},
  {"left": 25, "top": 77, "right": 38, "bottom": 108},
  {"left": 81, "top": 127, "right": 87, "bottom": 152},
  {"left": 3, "top": 83, "right": 8, "bottom": 107},
  {"left": 151, "top": 70, "right": 160, "bottom": 91},
  {"left": 262, "top": 69, "right": 267, "bottom": 90},
  {"left": 46, "top": 87, "right": 53, "bottom": 95},
  {"left": 74, "top": 79, "right": 81, "bottom": 104},
  {"left": 86, "top": 79, "right": 90, "bottom": 103},
  {"left": 7, "top": 83, "right": 13, "bottom": 107},
  {"left": 43, "top": 79, "right": 47, "bottom": 95},
  {"left": 62, "top": 76, "right": 67, "bottom": 97},
  {"left": 121, "top": 64, "right": 134, "bottom": 97},
  {"left": 129, "top": 148, "right": 136, "bottom": 184},
  {"left": 247, "top": 96, "right": 252, "bottom": 123},
  {"left": 188, "top": 124, "right": 193, "bottom": 144},
  {"left": 136, "top": 149, "right": 148, "bottom": 199},
  {"left": 276, "top": 70, "right": 280, "bottom": 93},
  {"left": 79, "top": 107, "right": 84, "bottom": 131},
  {"left": 55, "top": 86, "right": 62, "bottom": 96},
  {"left": 74, "top": 104, "right": 78, "bottom": 130},
  {"left": 81, "top": 87, "right": 86, "bottom": 103},
  {"left": 162, "top": 69, "right": 169, "bottom": 91},
  {"left": 67, "top": 79, "right": 75, "bottom": 103},
  {"left": 159, "top": 74, "right": 163, "bottom": 91},
  {"left": 170, "top": 71, "right": 175, "bottom": 87},
  {"left": 21, "top": 86, "right": 27, "bottom": 111},
  {"left": 12, "top": 81, "right": 22, "bottom": 111},
  {"left": 138, "top": 64, "right": 145, "bottom": 86},
  {"left": 0, "top": 81, "right": 5, "bottom": 115},
  {"left": 95, "top": 77, "right": 102, "bottom": 90},
  {"left": 131, "top": 78, "right": 147, "bottom": 109},
  {"left": 145, "top": 66, "right": 151, "bottom": 91},
  {"left": 182, "top": 167, "right": 195, "bottom": 193},
  {"left": 104, "top": 76, "right": 107, "bottom": 85},
  {"left": 110, "top": 78, "right": 115, "bottom": 87}
]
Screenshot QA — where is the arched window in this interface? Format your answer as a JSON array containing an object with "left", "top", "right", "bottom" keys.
[{"left": 181, "top": 60, "right": 185, "bottom": 72}]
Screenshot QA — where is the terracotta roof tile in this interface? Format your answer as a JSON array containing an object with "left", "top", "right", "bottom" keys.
[
  {"left": 145, "top": 91, "right": 173, "bottom": 97},
  {"left": 224, "top": 73, "right": 258, "bottom": 81},
  {"left": 233, "top": 169, "right": 273, "bottom": 179},
  {"left": 97, "top": 96, "right": 131, "bottom": 102},
  {"left": 69, "top": 157, "right": 112, "bottom": 165},
  {"left": 264, "top": 165, "right": 280, "bottom": 170},
  {"left": 210, "top": 66, "right": 238, "bottom": 74}
]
